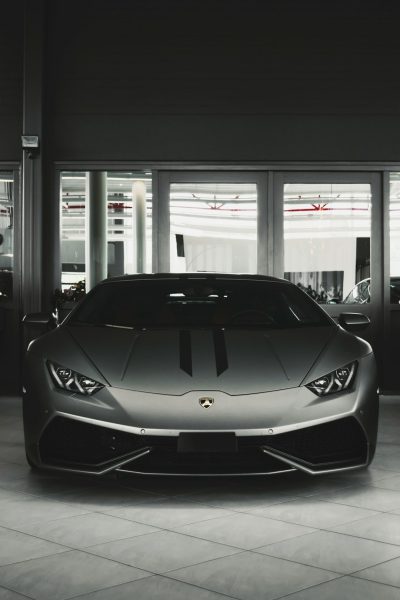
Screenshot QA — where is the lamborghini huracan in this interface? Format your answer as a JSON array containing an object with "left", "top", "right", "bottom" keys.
[{"left": 23, "top": 274, "right": 378, "bottom": 476}]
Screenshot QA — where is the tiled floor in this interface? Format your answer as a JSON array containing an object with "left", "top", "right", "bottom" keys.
[{"left": 0, "top": 397, "right": 400, "bottom": 599}]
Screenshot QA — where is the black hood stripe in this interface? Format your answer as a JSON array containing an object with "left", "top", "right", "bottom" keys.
[
  {"left": 213, "top": 329, "right": 228, "bottom": 376},
  {"left": 179, "top": 330, "right": 193, "bottom": 376}
]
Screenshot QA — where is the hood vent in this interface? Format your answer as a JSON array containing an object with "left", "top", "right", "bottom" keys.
[
  {"left": 179, "top": 330, "right": 193, "bottom": 376},
  {"left": 213, "top": 329, "right": 228, "bottom": 376}
]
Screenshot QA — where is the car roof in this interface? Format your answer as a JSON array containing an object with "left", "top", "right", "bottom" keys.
[{"left": 100, "top": 273, "right": 292, "bottom": 285}]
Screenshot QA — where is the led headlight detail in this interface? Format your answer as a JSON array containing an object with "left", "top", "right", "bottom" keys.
[
  {"left": 48, "top": 362, "right": 104, "bottom": 396},
  {"left": 306, "top": 361, "right": 357, "bottom": 396}
]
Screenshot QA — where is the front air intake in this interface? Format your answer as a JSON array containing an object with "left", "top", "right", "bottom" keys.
[{"left": 264, "top": 417, "right": 368, "bottom": 467}]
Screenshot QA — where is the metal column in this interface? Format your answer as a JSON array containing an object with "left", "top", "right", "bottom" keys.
[
  {"left": 22, "top": 0, "right": 44, "bottom": 313},
  {"left": 133, "top": 179, "right": 147, "bottom": 273},
  {"left": 86, "top": 172, "right": 108, "bottom": 290}
]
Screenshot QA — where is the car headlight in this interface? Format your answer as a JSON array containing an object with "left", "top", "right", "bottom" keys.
[
  {"left": 306, "top": 361, "right": 357, "bottom": 396},
  {"left": 48, "top": 361, "right": 104, "bottom": 395}
]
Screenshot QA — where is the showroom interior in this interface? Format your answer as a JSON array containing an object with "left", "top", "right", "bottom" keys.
[{"left": 2, "top": 1, "right": 400, "bottom": 599}]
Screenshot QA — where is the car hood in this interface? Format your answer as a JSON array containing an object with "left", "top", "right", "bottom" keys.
[{"left": 65, "top": 325, "right": 337, "bottom": 395}]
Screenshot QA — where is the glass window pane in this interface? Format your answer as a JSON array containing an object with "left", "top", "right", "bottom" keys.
[
  {"left": 170, "top": 182, "right": 257, "bottom": 273},
  {"left": 284, "top": 183, "right": 371, "bottom": 304},
  {"left": 60, "top": 171, "right": 152, "bottom": 292},
  {"left": 0, "top": 172, "right": 14, "bottom": 299},
  {"left": 60, "top": 171, "right": 86, "bottom": 291},
  {"left": 389, "top": 173, "right": 400, "bottom": 304},
  {"left": 107, "top": 172, "right": 153, "bottom": 276}
]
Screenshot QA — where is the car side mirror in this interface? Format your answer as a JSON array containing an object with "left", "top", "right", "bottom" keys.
[
  {"left": 22, "top": 312, "right": 58, "bottom": 350},
  {"left": 338, "top": 312, "right": 370, "bottom": 331}
]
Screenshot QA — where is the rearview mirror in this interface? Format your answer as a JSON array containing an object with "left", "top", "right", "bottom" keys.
[{"left": 338, "top": 312, "right": 370, "bottom": 331}]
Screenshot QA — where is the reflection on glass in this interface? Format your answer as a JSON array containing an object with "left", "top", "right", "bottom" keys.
[
  {"left": 284, "top": 183, "right": 371, "bottom": 304},
  {"left": 60, "top": 171, "right": 152, "bottom": 291},
  {"left": 170, "top": 182, "right": 257, "bottom": 273},
  {"left": 0, "top": 172, "right": 14, "bottom": 299},
  {"left": 389, "top": 173, "right": 400, "bottom": 304}
]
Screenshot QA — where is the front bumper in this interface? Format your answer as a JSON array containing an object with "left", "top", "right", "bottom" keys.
[
  {"left": 35, "top": 414, "right": 371, "bottom": 476},
  {"left": 24, "top": 352, "right": 378, "bottom": 476}
]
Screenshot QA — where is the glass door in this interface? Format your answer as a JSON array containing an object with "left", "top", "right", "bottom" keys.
[
  {"left": 273, "top": 172, "right": 382, "bottom": 359},
  {"left": 0, "top": 168, "right": 20, "bottom": 392},
  {"left": 156, "top": 172, "right": 269, "bottom": 274}
]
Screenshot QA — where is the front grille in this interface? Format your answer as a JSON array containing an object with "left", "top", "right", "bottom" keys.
[{"left": 39, "top": 415, "right": 368, "bottom": 473}]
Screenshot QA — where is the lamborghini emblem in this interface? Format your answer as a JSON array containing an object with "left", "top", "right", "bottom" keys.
[{"left": 199, "top": 397, "right": 214, "bottom": 409}]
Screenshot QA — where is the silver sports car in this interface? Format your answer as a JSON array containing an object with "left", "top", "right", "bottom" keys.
[{"left": 23, "top": 274, "right": 378, "bottom": 476}]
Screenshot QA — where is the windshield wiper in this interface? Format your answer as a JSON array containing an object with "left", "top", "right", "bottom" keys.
[{"left": 104, "top": 323, "right": 136, "bottom": 330}]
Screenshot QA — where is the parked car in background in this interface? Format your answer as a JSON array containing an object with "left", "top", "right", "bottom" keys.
[{"left": 344, "top": 277, "right": 400, "bottom": 304}]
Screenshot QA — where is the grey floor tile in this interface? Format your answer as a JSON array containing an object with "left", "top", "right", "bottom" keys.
[
  {"left": 119, "top": 475, "right": 230, "bottom": 497},
  {"left": 88, "top": 530, "right": 240, "bottom": 573},
  {"left": 369, "top": 454, "right": 400, "bottom": 473},
  {"left": 0, "top": 443, "right": 27, "bottom": 466},
  {"left": 0, "top": 489, "right": 28, "bottom": 503},
  {"left": 18, "top": 513, "right": 159, "bottom": 549},
  {"left": 104, "top": 497, "right": 234, "bottom": 528},
  {"left": 268, "top": 475, "right": 357, "bottom": 498},
  {"left": 0, "top": 397, "right": 22, "bottom": 418},
  {"left": 0, "top": 494, "right": 89, "bottom": 528},
  {"left": 0, "top": 526, "right": 67, "bottom": 566},
  {"left": 356, "top": 556, "right": 400, "bottom": 587},
  {"left": 0, "top": 469, "right": 103, "bottom": 496},
  {"left": 173, "top": 512, "right": 315, "bottom": 550},
  {"left": 46, "top": 483, "right": 164, "bottom": 512},
  {"left": 250, "top": 498, "right": 377, "bottom": 528},
  {"left": 0, "top": 420, "right": 23, "bottom": 434},
  {"left": 0, "top": 587, "right": 31, "bottom": 600},
  {"left": 169, "top": 551, "right": 338, "bottom": 600},
  {"left": 374, "top": 444, "right": 400, "bottom": 457},
  {"left": 0, "top": 550, "right": 150, "bottom": 600},
  {"left": 0, "top": 424, "right": 23, "bottom": 443},
  {"left": 329, "top": 513, "right": 400, "bottom": 545},
  {"left": 277, "top": 575, "right": 400, "bottom": 599},
  {"left": 316, "top": 485, "right": 400, "bottom": 511},
  {"left": 333, "top": 467, "right": 400, "bottom": 485},
  {"left": 257, "top": 530, "right": 400, "bottom": 574},
  {"left": 179, "top": 486, "right": 299, "bottom": 511},
  {"left": 69, "top": 575, "right": 237, "bottom": 600},
  {"left": 368, "top": 474, "right": 400, "bottom": 492},
  {"left": 0, "top": 464, "right": 31, "bottom": 486}
]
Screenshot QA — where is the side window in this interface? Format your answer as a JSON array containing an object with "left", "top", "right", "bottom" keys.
[{"left": 360, "top": 281, "right": 371, "bottom": 303}]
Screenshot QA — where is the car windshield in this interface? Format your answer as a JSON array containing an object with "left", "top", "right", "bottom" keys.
[{"left": 69, "top": 279, "right": 332, "bottom": 329}]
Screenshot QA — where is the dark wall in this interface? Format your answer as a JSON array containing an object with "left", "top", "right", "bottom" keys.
[
  {"left": 0, "top": 2, "right": 23, "bottom": 161},
  {"left": 2, "top": 1, "right": 400, "bottom": 162},
  {"left": 45, "top": 0, "right": 400, "bottom": 161}
]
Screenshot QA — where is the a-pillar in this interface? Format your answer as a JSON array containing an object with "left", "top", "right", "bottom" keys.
[
  {"left": 86, "top": 171, "right": 108, "bottom": 290},
  {"left": 132, "top": 180, "right": 147, "bottom": 273}
]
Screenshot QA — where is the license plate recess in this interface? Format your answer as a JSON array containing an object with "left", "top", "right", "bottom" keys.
[{"left": 178, "top": 432, "right": 238, "bottom": 453}]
